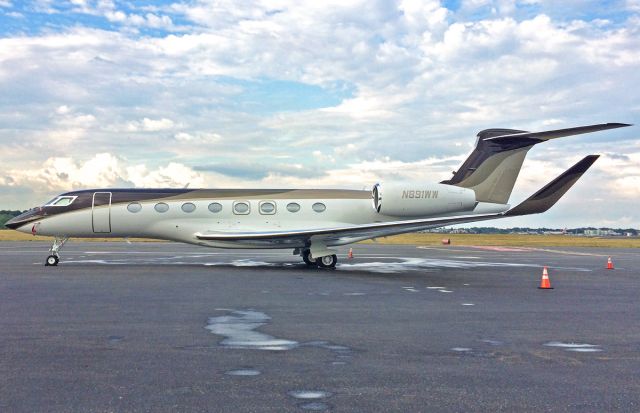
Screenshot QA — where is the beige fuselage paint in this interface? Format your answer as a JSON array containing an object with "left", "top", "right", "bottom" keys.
[{"left": 16, "top": 188, "right": 508, "bottom": 249}]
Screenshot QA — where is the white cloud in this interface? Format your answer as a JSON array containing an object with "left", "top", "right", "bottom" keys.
[
  {"left": 55, "top": 0, "right": 177, "bottom": 30},
  {"left": 3, "top": 153, "right": 206, "bottom": 192},
  {"left": 628, "top": 0, "right": 640, "bottom": 12},
  {"left": 0, "top": 2, "right": 638, "bottom": 227},
  {"left": 104, "top": 10, "right": 175, "bottom": 30},
  {"left": 174, "top": 131, "right": 221, "bottom": 143},
  {"left": 31, "top": 0, "right": 57, "bottom": 14},
  {"left": 126, "top": 118, "right": 176, "bottom": 132}
]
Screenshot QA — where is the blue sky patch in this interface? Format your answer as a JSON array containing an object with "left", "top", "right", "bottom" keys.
[{"left": 218, "top": 77, "right": 354, "bottom": 114}]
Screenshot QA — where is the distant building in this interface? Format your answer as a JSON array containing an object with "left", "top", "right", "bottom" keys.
[{"left": 584, "top": 229, "right": 621, "bottom": 237}]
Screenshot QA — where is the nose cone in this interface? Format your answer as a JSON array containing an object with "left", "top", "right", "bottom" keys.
[
  {"left": 4, "top": 215, "right": 24, "bottom": 230},
  {"left": 4, "top": 209, "right": 43, "bottom": 232}
]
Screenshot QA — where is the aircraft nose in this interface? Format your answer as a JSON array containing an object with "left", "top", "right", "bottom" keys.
[
  {"left": 4, "top": 209, "right": 43, "bottom": 231},
  {"left": 4, "top": 215, "right": 23, "bottom": 230}
]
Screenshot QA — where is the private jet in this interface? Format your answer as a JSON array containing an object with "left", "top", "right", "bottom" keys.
[{"left": 5, "top": 123, "right": 630, "bottom": 267}]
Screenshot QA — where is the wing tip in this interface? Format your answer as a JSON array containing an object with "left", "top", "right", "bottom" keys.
[
  {"left": 606, "top": 122, "right": 632, "bottom": 128},
  {"left": 504, "top": 154, "right": 599, "bottom": 217}
]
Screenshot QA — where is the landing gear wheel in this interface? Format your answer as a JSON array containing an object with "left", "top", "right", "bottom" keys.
[
  {"left": 45, "top": 255, "right": 59, "bottom": 266},
  {"left": 45, "top": 236, "right": 68, "bottom": 267},
  {"left": 316, "top": 254, "right": 337, "bottom": 269},
  {"left": 302, "top": 250, "right": 316, "bottom": 266}
]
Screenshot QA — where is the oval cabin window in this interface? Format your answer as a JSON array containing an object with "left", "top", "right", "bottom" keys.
[
  {"left": 312, "top": 202, "right": 326, "bottom": 213},
  {"left": 208, "top": 202, "right": 223, "bottom": 213},
  {"left": 127, "top": 202, "right": 142, "bottom": 213},
  {"left": 286, "top": 202, "right": 300, "bottom": 213},
  {"left": 259, "top": 201, "right": 276, "bottom": 215},
  {"left": 233, "top": 201, "right": 250, "bottom": 215},
  {"left": 154, "top": 202, "right": 169, "bottom": 213},
  {"left": 181, "top": 202, "right": 196, "bottom": 213}
]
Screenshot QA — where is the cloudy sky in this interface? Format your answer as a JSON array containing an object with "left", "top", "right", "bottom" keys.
[{"left": 0, "top": 0, "right": 638, "bottom": 228}]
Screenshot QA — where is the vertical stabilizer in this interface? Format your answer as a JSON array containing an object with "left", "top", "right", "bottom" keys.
[{"left": 441, "top": 123, "right": 630, "bottom": 204}]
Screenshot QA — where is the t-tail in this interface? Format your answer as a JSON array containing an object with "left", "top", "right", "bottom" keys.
[{"left": 441, "top": 123, "right": 631, "bottom": 204}]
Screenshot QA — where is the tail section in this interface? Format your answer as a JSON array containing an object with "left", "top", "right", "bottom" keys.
[{"left": 441, "top": 123, "right": 630, "bottom": 204}]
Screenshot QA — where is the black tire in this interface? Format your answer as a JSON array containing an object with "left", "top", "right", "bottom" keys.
[
  {"left": 45, "top": 255, "right": 59, "bottom": 266},
  {"left": 302, "top": 250, "right": 316, "bottom": 266},
  {"left": 316, "top": 254, "right": 337, "bottom": 268}
]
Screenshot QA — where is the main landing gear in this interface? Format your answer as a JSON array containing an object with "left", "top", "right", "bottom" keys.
[
  {"left": 316, "top": 254, "right": 338, "bottom": 268},
  {"left": 300, "top": 249, "right": 338, "bottom": 269},
  {"left": 302, "top": 249, "right": 315, "bottom": 266},
  {"left": 45, "top": 236, "right": 68, "bottom": 266}
]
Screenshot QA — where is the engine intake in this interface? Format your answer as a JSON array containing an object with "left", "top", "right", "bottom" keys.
[{"left": 372, "top": 182, "right": 476, "bottom": 217}]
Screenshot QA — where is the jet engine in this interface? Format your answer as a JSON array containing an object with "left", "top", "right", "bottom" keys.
[{"left": 372, "top": 182, "right": 476, "bottom": 217}]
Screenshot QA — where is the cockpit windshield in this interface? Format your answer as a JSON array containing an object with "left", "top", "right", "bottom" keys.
[{"left": 45, "top": 196, "right": 77, "bottom": 207}]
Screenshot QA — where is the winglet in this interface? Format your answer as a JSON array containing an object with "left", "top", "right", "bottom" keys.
[{"left": 504, "top": 155, "right": 599, "bottom": 217}]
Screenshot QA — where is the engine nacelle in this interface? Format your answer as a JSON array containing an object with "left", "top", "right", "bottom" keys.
[{"left": 372, "top": 182, "right": 476, "bottom": 217}]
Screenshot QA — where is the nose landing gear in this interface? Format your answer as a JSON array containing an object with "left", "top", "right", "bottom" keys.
[
  {"left": 45, "top": 236, "right": 68, "bottom": 266},
  {"left": 45, "top": 255, "right": 59, "bottom": 266}
]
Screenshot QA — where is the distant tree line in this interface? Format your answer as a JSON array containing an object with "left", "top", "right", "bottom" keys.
[{"left": 429, "top": 226, "right": 638, "bottom": 236}]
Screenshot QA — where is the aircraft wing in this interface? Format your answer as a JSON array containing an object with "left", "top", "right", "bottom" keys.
[
  {"left": 195, "top": 212, "right": 502, "bottom": 247},
  {"left": 195, "top": 155, "right": 599, "bottom": 247},
  {"left": 504, "top": 155, "right": 599, "bottom": 216}
]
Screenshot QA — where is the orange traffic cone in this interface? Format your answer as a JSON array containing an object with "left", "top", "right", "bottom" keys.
[
  {"left": 347, "top": 248, "right": 354, "bottom": 259},
  {"left": 538, "top": 266, "right": 553, "bottom": 289},
  {"left": 606, "top": 256, "right": 614, "bottom": 270}
]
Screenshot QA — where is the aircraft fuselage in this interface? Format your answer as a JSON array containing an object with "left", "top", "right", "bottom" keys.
[{"left": 8, "top": 187, "right": 497, "bottom": 249}]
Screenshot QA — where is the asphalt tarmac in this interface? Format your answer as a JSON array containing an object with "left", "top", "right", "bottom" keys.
[{"left": 1, "top": 241, "right": 639, "bottom": 412}]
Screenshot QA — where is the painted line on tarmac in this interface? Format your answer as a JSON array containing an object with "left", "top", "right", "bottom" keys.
[{"left": 528, "top": 248, "right": 610, "bottom": 257}]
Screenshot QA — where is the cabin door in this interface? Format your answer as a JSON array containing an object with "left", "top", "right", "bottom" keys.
[{"left": 92, "top": 192, "right": 112, "bottom": 233}]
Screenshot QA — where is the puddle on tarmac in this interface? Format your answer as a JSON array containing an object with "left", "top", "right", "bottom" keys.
[
  {"left": 481, "top": 339, "right": 503, "bottom": 346},
  {"left": 107, "top": 335, "right": 124, "bottom": 343},
  {"left": 206, "top": 310, "right": 353, "bottom": 364},
  {"left": 343, "top": 292, "right": 366, "bottom": 296},
  {"left": 461, "top": 303, "right": 475, "bottom": 306},
  {"left": 65, "top": 255, "right": 590, "bottom": 274},
  {"left": 205, "top": 259, "right": 274, "bottom": 267},
  {"left": 206, "top": 310, "right": 298, "bottom": 351},
  {"left": 438, "top": 289, "right": 453, "bottom": 293},
  {"left": 337, "top": 257, "right": 590, "bottom": 274},
  {"left": 289, "top": 390, "right": 332, "bottom": 399},
  {"left": 544, "top": 341, "right": 599, "bottom": 348},
  {"left": 225, "top": 368, "right": 261, "bottom": 376},
  {"left": 451, "top": 347, "right": 472, "bottom": 352},
  {"left": 544, "top": 341, "right": 603, "bottom": 352}
]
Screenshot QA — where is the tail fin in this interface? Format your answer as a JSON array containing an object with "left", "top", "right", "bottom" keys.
[{"left": 441, "top": 123, "right": 630, "bottom": 204}]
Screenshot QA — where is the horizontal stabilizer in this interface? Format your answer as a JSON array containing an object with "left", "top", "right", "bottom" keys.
[
  {"left": 505, "top": 155, "right": 599, "bottom": 217},
  {"left": 441, "top": 122, "right": 629, "bottom": 205},
  {"left": 485, "top": 123, "right": 631, "bottom": 143}
]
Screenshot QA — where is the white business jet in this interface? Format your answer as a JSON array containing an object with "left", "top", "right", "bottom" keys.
[{"left": 5, "top": 123, "right": 630, "bottom": 267}]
